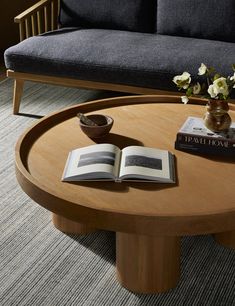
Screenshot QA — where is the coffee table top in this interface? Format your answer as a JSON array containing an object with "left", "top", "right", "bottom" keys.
[{"left": 15, "top": 95, "right": 235, "bottom": 236}]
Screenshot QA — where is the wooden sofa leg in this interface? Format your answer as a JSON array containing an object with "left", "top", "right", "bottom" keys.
[{"left": 13, "top": 79, "right": 24, "bottom": 114}]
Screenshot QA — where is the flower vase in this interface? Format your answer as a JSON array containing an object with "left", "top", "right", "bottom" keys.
[{"left": 203, "top": 100, "right": 232, "bottom": 132}]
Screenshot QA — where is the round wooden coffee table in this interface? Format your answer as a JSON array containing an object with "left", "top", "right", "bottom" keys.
[{"left": 15, "top": 95, "right": 235, "bottom": 293}]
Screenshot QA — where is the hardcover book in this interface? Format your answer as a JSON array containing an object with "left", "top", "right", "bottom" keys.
[
  {"left": 62, "top": 143, "right": 175, "bottom": 183},
  {"left": 175, "top": 116, "right": 235, "bottom": 155}
]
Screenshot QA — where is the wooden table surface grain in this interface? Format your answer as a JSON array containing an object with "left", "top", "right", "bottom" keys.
[
  {"left": 15, "top": 95, "right": 235, "bottom": 293},
  {"left": 15, "top": 95, "right": 235, "bottom": 236}
]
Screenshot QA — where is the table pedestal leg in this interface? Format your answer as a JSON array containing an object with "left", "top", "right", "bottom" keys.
[
  {"left": 116, "top": 232, "right": 180, "bottom": 293},
  {"left": 52, "top": 213, "right": 96, "bottom": 235},
  {"left": 214, "top": 230, "right": 235, "bottom": 250}
]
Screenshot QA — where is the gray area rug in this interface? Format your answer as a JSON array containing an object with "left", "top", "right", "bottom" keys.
[{"left": 0, "top": 79, "right": 235, "bottom": 306}]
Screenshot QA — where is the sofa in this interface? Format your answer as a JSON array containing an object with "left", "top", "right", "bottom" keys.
[{"left": 4, "top": 0, "right": 235, "bottom": 114}]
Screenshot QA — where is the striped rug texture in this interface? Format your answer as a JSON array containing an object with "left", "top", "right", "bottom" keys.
[{"left": 0, "top": 79, "right": 235, "bottom": 306}]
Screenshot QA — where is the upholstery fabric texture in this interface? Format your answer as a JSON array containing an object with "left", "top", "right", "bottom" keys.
[
  {"left": 157, "top": 0, "right": 235, "bottom": 42},
  {"left": 4, "top": 28, "right": 235, "bottom": 91},
  {"left": 59, "top": 0, "right": 156, "bottom": 33}
]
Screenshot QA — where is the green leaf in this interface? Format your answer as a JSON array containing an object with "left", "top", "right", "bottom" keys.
[
  {"left": 207, "top": 67, "right": 215, "bottom": 75},
  {"left": 213, "top": 73, "right": 220, "bottom": 80},
  {"left": 186, "top": 86, "right": 193, "bottom": 96},
  {"left": 232, "top": 64, "right": 235, "bottom": 71}
]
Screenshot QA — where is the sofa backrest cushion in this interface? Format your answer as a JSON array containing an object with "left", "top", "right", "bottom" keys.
[
  {"left": 59, "top": 0, "right": 156, "bottom": 33},
  {"left": 156, "top": 0, "right": 235, "bottom": 43}
]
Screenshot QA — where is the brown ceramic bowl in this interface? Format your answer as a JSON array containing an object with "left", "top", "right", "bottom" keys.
[{"left": 79, "top": 114, "right": 114, "bottom": 138}]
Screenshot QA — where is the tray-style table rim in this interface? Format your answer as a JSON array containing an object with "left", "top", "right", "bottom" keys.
[{"left": 15, "top": 95, "right": 235, "bottom": 236}]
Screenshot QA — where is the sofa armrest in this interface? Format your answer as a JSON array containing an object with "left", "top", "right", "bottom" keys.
[{"left": 14, "top": 0, "right": 59, "bottom": 41}]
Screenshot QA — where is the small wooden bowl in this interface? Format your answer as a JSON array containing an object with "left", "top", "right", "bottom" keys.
[{"left": 79, "top": 114, "right": 114, "bottom": 138}]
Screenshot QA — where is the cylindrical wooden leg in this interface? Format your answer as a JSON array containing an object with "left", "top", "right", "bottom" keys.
[
  {"left": 214, "top": 230, "right": 235, "bottom": 250},
  {"left": 116, "top": 232, "right": 181, "bottom": 293},
  {"left": 52, "top": 213, "right": 96, "bottom": 235}
]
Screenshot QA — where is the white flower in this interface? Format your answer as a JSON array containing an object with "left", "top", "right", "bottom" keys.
[
  {"left": 198, "top": 63, "right": 207, "bottom": 75},
  {"left": 213, "top": 77, "right": 229, "bottom": 96},
  {"left": 181, "top": 96, "right": 189, "bottom": 104},
  {"left": 173, "top": 72, "right": 191, "bottom": 89},
  {"left": 173, "top": 64, "right": 235, "bottom": 100},
  {"left": 207, "top": 77, "right": 229, "bottom": 98},
  {"left": 208, "top": 84, "right": 217, "bottom": 98},
  {"left": 230, "top": 72, "right": 235, "bottom": 88},
  {"left": 230, "top": 72, "right": 235, "bottom": 81},
  {"left": 193, "top": 82, "right": 201, "bottom": 95}
]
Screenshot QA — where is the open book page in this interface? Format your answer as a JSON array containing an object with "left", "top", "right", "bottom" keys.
[
  {"left": 62, "top": 143, "right": 121, "bottom": 181},
  {"left": 119, "top": 146, "right": 175, "bottom": 183}
]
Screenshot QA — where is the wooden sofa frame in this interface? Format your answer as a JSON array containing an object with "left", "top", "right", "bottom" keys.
[{"left": 7, "top": 0, "right": 184, "bottom": 114}]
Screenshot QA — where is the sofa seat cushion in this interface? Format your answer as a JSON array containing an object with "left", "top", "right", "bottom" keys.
[
  {"left": 4, "top": 28, "right": 235, "bottom": 91},
  {"left": 157, "top": 0, "right": 235, "bottom": 43},
  {"left": 59, "top": 0, "right": 156, "bottom": 33}
]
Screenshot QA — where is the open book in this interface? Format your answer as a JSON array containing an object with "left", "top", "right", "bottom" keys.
[{"left": 62, "top": 144, "right": 175, "bottom": 183}]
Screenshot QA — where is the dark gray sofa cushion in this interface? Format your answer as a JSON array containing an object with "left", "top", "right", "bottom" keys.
[
  {"left": 157, "top": 0, "right": 235, "bottom": 43},
  {"left": 59, "top": 0, "right": 156, "bottom": 33},
  {"left": 4, "top": 28, "right": 235, "bottom": 91}
]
